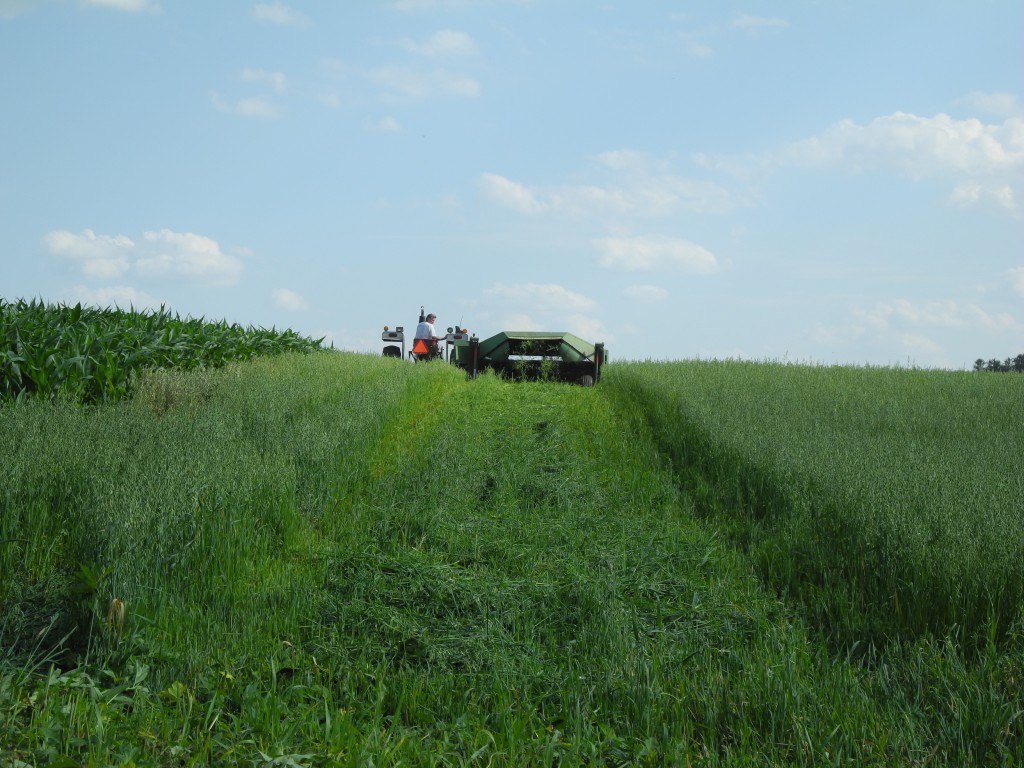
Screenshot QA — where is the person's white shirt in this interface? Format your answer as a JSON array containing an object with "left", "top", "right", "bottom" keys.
[{"left": 415, "top": 320, "right": 438, "bottom": 339}]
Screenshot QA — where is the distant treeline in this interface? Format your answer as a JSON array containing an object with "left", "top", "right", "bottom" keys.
[{"left": 974, "top": 354, "right": 1024, "bottom": 373}]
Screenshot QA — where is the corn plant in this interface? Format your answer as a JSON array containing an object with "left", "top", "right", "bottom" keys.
[{"left": 0, "top": 297, "right": 324, "bottom": 404}]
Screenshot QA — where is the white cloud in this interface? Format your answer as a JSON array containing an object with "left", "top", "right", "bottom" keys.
[
  {"left": 43, "top": 229, "right": 134, "bottom": 279},
  {"left": 211, "top": 69, "right": 289, "bottom": 119},
  {"left": 389, "top": 0, "right": 480, "bottom": 10},
  {"left": 1009, "top": 267, "right": 1024, "bottom": 297},
  {"left": 668, "top": 12, "right": 714, "bottom": 57},
  {"left": 957, "top": 91, "right": 1021, "bottom": 118},
  {"left": 480, "top": 173, "right": 547, "bottom": 214},
  {"left": 136, "top": 230, "right": 242, "bottom": 285},
  {"left": 597, "top": 150, "right": 651, "bottom": 172},
  {"left": 682, "top": 37, "right": 713, "bottom": 58},
  {"left": 480, "top": 166, "right": 734, "bottom": 219},
  {"left": 624, "top": 284, "right": 669, "bottom": 302},
  {"left": 44, "top": 227, "right": 243, "bottom": 287},
  {"left": 563, "top": 313, "right": 607, "bottom": 343},
  {"left": 272, "top": 288, "right": 309, "bottom": 311},
  {"left": 949, "top": 182, "right": 1017, "bottom": 214},
  {"left": 473, "top": 309, "right": 607, "bottom": 343},
  {"left": 697, "top": 111, "right": 1024, "bottom": 216},
  {"left": 677, "top": 12, "right": 787, "bottom": 57},
  {"left": 484, "top": 282, "right": 596, "bottom": 312},
  {"left": 81, "top": 0, "right": 161, "bottom": 12},
  {"left": 370, "top": 65, "right": 480, "bottom": 101},
  {"left": 796, "top": 113, "right": 1022, "bottom": 177},
  {"left": 891, "top": 332, "right": 943, "bottom": 356},
  {"left": 732, "top": 14, "right": 789, "bottom": 34},
  {"left": 369, "top": 116, "right": 402, "bottom": 133},
  {"left": 400, "top": 29, "right": 478, "bottom": 57},
  {"left": 991, "top": 185, "right": 1017, "bottom": 211},
  {"left": 497, "top": 312, "right": 542, "bottom": 332},
  {"left": 210, "top": 91, "right": 280, "bottom": 119},
  {"left": 816, "top": 295, "right": 1023, "bottom": 368},
  {"left": 241, "top": 68, "right": 287, "bottom": 93},
  {"left": 851, "top": 298, "right": 1016, "bottom": 331},
  {"left": 596, "top": 235, "right": 719, "bottom": 273},
  {"left": 965, "top": 304, "right": 1018, "bottom": 330},
  {"left": 471, "top": 283, "right": 607, "bottom": 343},
  {"left": 948, "top": 182, "right": 984, "bottom": 206},
  {"left": 236, "top": 96, "right": 279, "bottom": 118},
  {"left": 252, "top": 2, "right": 308, "bottom": 26}
]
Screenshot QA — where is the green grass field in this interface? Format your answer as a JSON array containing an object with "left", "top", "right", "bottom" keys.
[
  {"left": 606, "top": 361, "right": 1024, "bottom": 648},
  {"left": 1, "top": 344, "right": 1022, "bottom": 765}
]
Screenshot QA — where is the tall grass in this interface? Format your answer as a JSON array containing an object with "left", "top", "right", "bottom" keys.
[
  {"left": 1, "top": 353, "right": 1020, "bottom": 765},
  {"left": 604, "top": 360, "right": 1024, "bottom": 649}
]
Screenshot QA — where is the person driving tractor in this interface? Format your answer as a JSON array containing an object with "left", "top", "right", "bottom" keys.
[{"left": 413, "top": 313, "right": 443, "bottom": 359}]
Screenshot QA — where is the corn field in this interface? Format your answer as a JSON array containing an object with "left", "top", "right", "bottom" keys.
[{"left": 0, "top": 298, "right": 324, "bottom": 404}]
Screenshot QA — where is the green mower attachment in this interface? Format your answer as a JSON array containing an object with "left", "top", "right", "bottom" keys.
[{"left": 451, "top": 331, "right": 606, "bottom": 386}]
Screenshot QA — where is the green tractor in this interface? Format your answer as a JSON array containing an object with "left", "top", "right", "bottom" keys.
[{"left": 382, "top": 309, "right": 606, "bottom": 385}]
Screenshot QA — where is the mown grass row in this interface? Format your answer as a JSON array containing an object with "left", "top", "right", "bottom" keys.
[
  {"left": 0, "top": 297, "right": 324, "bottom": 404},
  {"left": 603, "top": 360, "right": 1024, "bottom": 652},
  {"left": 2, "top": 353, "right": 1021, "bottom": 765}
]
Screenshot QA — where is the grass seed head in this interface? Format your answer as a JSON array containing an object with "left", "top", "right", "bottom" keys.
[{"left": 107, "top": 597, "right": 125, "bottom": 638}]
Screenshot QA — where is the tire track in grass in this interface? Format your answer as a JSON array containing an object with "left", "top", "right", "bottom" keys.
[
  {"left": 364, "top": 364, "right": 467, "bottom": 481},
  {"left": 311, "top": 374, "right": 918, "bottom": 765}
]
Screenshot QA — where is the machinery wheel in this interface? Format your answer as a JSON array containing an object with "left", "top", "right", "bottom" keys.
[
  {"left": 579, "top": 375, "right": 594, "bottom": 387},
  {"left": 383, "top": 345, "right": 402, "bottom": 358}
]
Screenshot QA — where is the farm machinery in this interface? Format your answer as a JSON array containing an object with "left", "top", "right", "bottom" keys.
[
  {"left": 451, "top": 331, "right": 605, "bottom": 386},
  {"left": 381, "top": 307, "right": 470, "bottom": 363},
  {"left": 381, "top": 308, "right": 606, "bottom": 385}
]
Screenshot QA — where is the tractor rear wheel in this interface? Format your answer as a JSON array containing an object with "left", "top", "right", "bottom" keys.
[{"left": 579, "top": 374, "right": 594, "bottom": 387}]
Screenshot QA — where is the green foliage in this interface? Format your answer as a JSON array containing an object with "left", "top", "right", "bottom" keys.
[
  {"left": 604, "top": 360, "right": 1024, "bottom": 649},
  {"left": 0, "top": 297, "right": 325, "bottom": 404},
  {"left": 504, "top": 338, "right": 562, "bottom": 382},
  {"left": 0, "top": 353, "right": 1021, "bottom": 765},
  {"left": 974, "top": 353, "right": 1024, "bottom": 372}
]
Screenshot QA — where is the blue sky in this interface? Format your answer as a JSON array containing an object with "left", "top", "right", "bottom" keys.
[{"left": 2, "top": 0, "right": 1021, "bottom": 367}]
